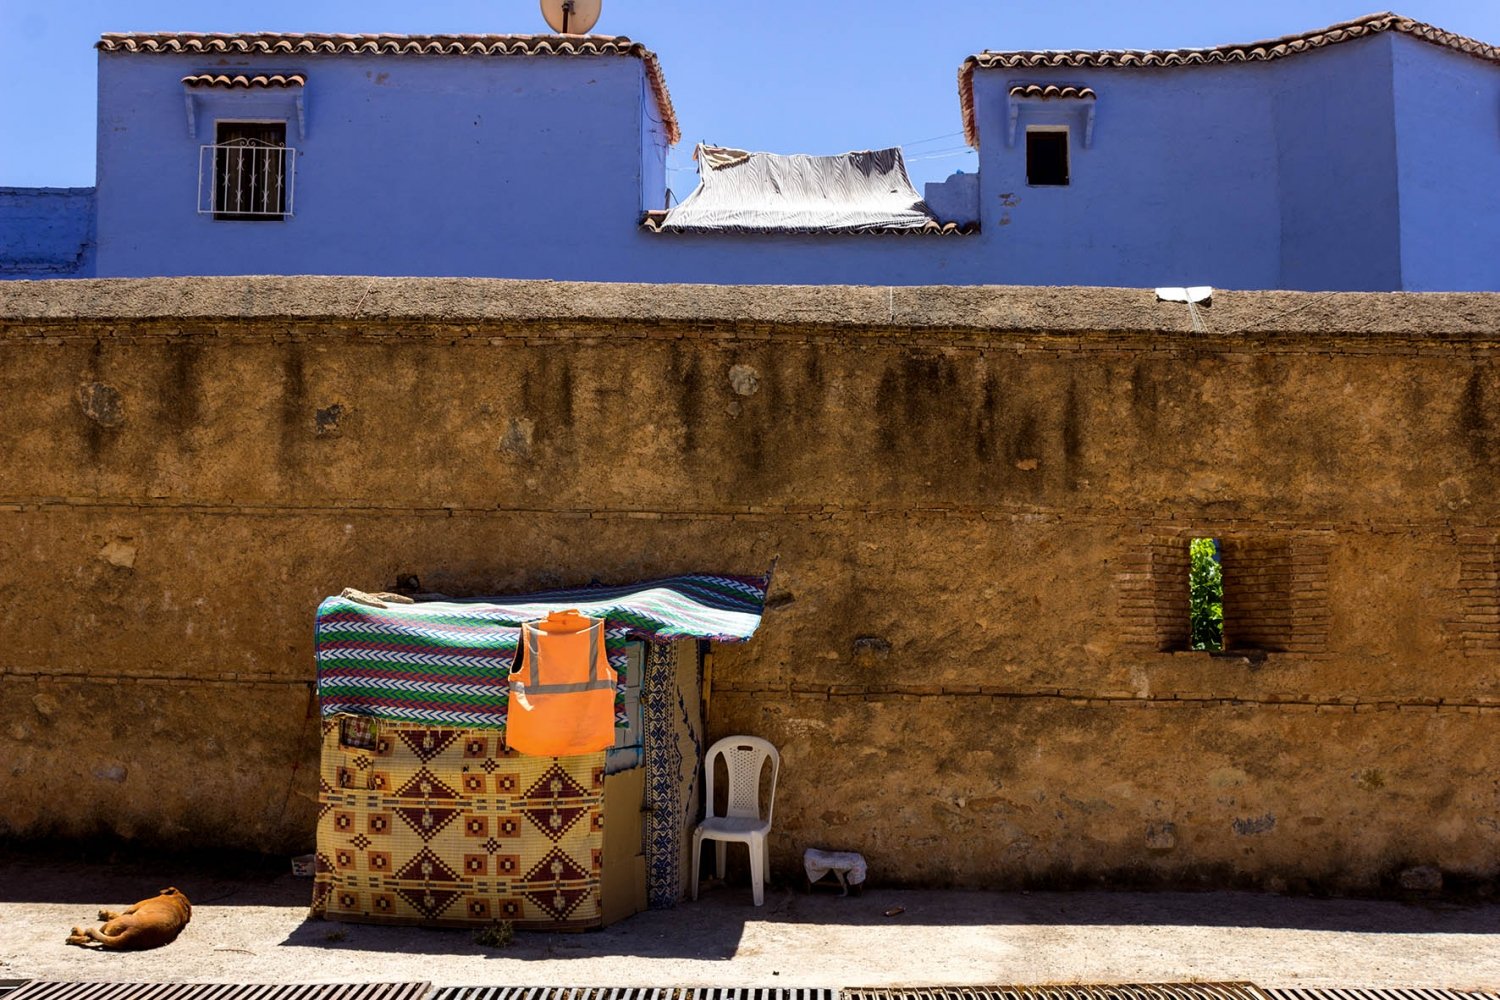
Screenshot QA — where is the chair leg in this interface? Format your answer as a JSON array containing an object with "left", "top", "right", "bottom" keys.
[
  {"left": 691, "top": 830, "right": 702, "bottom": 901},
  {"left": 715, "top": 840, "right": 727, "bottom": 879},
  {"left": 748, "top": 836, "right": 765, "bottom": 907}
]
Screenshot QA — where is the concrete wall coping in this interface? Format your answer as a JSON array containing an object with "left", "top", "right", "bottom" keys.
[
  {"left": 2, "top": 275, "right": 1499, "bottom": 336},
  {"left": 0, "top": 186, "right": 97, "bottom": 195}
]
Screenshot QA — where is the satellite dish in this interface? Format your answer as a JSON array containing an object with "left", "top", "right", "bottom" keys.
[{"left": 540, "top": 0, "right": 601, "bottom": 34}]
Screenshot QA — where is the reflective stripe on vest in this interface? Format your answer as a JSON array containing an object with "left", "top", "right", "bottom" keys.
[{"left": 521, "top": 620, "right": 615, "bottom": 695}]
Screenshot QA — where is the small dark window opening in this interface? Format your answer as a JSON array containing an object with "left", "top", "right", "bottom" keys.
[
  {"left": 213, "top": 121, "right": 288, "bottom": 221},
  {"left": 1026, "top": 129, "right": 1069, "bottom": 186},
  {"left": 1189, "top": 537, "right": 1223, "bottom": 651}
]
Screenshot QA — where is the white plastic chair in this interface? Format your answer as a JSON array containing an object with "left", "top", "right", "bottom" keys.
[{"left": 691, "top": 735, "right": 780, "bottom": 906}]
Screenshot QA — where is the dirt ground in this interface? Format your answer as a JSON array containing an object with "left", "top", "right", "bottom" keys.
[{"left": 1, "top": 851, "right": 1496, "bottom": 990}]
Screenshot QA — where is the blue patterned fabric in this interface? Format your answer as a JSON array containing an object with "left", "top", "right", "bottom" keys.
[{"left": 642, "top": 641, "right": 704, "bottom": 909}]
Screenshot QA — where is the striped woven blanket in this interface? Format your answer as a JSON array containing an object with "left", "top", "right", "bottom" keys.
[{"left": 315, "top": 572, "right": 768, "bottom": 729}]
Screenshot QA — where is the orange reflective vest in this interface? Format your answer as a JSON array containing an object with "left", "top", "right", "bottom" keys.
[{"left": 505, "top": 615, "right": 616, "bottom": 757}]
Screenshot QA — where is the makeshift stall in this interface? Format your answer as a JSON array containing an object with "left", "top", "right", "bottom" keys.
[{"left": 310, "top": 573, "right": 768, "bottom": 930}]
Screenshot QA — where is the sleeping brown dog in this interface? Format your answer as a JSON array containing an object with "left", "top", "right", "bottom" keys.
[{"left": 65, "top": 887, "right": 192, "bottom": 950}]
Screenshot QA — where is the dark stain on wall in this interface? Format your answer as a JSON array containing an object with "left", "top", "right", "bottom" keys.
[
  {"left": 1459, "top": 369, "right": 1491, "bottom": 472},
  {"left": 875, "top": 367, "right": 900, "bottom": 453},
  {"left": 670, "top": 344, "right": 702, "bottom": 461},
  {"left": 745, "top": 350, "right": 778, "bottom": 478},
  {"left": 160, "top": 342, "right": 201, "bottom": 436},
  {"left": 555, "top": 352, "right": 576, "bottom": 434},
  {"left": 874, "top": 353, "right": 963, "bottom": 467},
  {"left": 975, "top": 374, "right": 999, "bottom": 463},
  {"left": 78, "top": 340, "right": 112, "bottom": 463},
  {"left": 1062, "top": 378, "right": 1082, "bottom": 488},
  {"left": 519, "top": 349, "right": 576, "bottom": 460},
  {"left": 279, "top": 344, "right": 306, "bottom": 469},
  {"left": 1130, "top": 360, "right": 1159, "bottom": 433},
  {"left": 1008, "top": 409, "right": 1039, "bottom": 468},
  {"left": 314, "top": 402, "right": 344, "bottom": 436}
]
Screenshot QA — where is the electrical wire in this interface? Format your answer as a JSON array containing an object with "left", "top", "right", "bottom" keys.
[
  {"left": 903, "top": 144, "right": 973, "bottom": 157},
  {"left": 905, "top": 149, "right": 978, "bottom": 163},
  {"left": 895, "top": 130, "right": 965, "bottom": 147}
]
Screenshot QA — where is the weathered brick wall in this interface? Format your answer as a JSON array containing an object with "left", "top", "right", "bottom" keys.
[{"left": 1, "top": 277, "right": 1497, "bottom": 893}]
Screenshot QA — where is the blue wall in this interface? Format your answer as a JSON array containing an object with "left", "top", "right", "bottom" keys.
[
  {"left": 924, "top": 172, "right": 978, "bottom": 224},
  {"left": 1273, "top": 35, "right": 1402, "bottom": 291},
  {"left": 94, "top": 51, "right": 651, "bottom": 279},
  {"left": 0, "top": 187, "right": 96, "bottom": 278},
  {"left": 968, "top": 62, "right": 1283, "bottom": 289},
  {"left": 1392, "top": 35, "right": 1500, "bottom": 292},
  {"left": 3, "top": 36, "right": 1492, "bottom": 289},
  {"left": 89, "top": 47, "right": 979, "bottom": 284}
]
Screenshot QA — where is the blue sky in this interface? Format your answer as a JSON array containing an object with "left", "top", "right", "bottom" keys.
[{"left": 3, "top": 0, "right": 1498, "bottom": 191}]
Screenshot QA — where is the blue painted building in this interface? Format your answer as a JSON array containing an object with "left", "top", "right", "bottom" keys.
[
  {"left": 4, "top": 12, "right": 1498, "bottom": 290},
  {"left": 0, "top": 188, "right": 96, "bottom": 278}
]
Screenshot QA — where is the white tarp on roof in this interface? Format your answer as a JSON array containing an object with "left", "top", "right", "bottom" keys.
[{"left": 661, "top": 143, "right": 939, "bottom": 232}]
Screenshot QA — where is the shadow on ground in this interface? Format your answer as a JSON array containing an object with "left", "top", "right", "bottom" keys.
[
  {"left": 0, "top": 844, "right": 297, "bottom": 908},
  {"left": 5, "top": 842, "right": 1497, "bottom": 968},
  {"left": 263, "top": 886, "right": 1500, "bottom": 962}
]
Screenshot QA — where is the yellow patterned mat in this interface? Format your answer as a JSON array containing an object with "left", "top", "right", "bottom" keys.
[{"left": 312, "top": 717, "right": 605, "bottom": 929}]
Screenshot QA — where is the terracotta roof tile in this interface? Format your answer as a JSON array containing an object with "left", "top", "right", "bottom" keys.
[
  {"left": 960, "top": 12, "right": 1500, "bottom": 146},
  {"left": 639, "top": 210, "right": 978, "bottom": 236},
  {"left": 99, "top": 32, "right": 679, "bottom": 144},
  {"left": 1007, "top": 84, "right": 1096, "bottom": 100},
  {"left": 181, "top": 72, "right": 305, "bottom": 89}
]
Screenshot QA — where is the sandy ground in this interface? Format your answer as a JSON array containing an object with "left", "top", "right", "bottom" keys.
[{"left": 1, "top": 853, "right": 1496, "bottom": 990}]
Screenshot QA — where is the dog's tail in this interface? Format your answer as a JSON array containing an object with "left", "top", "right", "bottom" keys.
[{"left": 66, "top": 926, "right": 130, "bottom": 949}]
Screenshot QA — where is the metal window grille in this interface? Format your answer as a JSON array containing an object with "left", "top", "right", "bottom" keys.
[{"left": 198, "top": 139, "right": 295, "bottom": 219}]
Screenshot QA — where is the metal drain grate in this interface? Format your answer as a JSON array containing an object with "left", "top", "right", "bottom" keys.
[
  {"left": 1264, "top": 991, "right": 1500, "bottom": 1000},
  {"left": 436, "top": 991, "right": 835, "bottom": 1000},
  {"left": 6, "top": 984, "right": 432, "bottom": 1000},
  {"left": 843, "top": 987, "right": 1265, "bottom": 1000}
]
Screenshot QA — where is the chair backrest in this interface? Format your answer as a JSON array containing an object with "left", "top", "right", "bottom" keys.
[{"left": 704, "top": 735, "right": 780, "bottom": 825}]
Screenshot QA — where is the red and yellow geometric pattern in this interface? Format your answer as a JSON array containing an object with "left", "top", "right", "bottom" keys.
[{"left": 312, "top": 716, "right": 605, "bottom": 929}]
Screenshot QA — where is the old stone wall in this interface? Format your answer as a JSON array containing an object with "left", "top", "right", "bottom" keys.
[{"left": 1, "top": 277, "right": 1497, "bottom": 892}]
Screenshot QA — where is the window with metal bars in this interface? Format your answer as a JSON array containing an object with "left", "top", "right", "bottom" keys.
[{"left": 203, "top": 121, "right": 292, "bottom": 220}]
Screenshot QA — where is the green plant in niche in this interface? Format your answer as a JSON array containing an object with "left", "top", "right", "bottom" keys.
[{"left": 1190, "top": 537, "right": 1223, "bottom": 651}]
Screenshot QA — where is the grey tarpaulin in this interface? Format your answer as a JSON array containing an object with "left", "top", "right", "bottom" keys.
[{"left": 661, "top": 143, "right": 941, "bottom": 233}]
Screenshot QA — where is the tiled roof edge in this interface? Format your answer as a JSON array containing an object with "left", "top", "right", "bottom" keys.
[
  {"left": 958, "top": 11, "right": 1500, "bottom": 147},
  {"left": 640, "top": 211, "right": 978, "bottom": 236},
  {"left": 182, "top": 72, "right": 306, "bottom": 89},
  {"left": 1007, "top": 84, "right": 1096, "bottom": 100},
  {"left": 99, "top": 32, "right": 680, "bottom": 144}
]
